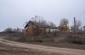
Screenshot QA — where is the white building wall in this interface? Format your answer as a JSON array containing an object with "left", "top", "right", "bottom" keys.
[
  {"left": 46, "top": 28, "right": 59, "bottom": 32},
  {"left": 46, "top": 28, "right": 50, "bottom": 32}
]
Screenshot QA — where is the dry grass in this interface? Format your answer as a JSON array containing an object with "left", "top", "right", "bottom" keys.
[{"left": 0, "top": 32, "right": 85, "bottom": 50}]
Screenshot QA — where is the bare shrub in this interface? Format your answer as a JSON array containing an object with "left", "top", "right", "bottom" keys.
[
  {"left": 66, "top": 33, "right": 85, "bottom": 45},
  {"left": 3, "top": 28, "right": 13, "bottom": 33}
]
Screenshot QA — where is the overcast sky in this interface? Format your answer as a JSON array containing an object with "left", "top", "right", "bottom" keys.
[{"left": 0, "top": 0, "right": 85, "bottom": 31}]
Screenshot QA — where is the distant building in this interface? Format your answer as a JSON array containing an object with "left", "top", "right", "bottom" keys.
[{"left": 24, "top": 21, "right": 59, "bottom": 36}]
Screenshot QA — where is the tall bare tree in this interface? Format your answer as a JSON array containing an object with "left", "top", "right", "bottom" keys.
[
  {"left": 71, "top": 17, "right": 81, "bottom": 32},
  {"left": 49, "top": 22, "right": 56, "bottom": 27},
  {"left": 30, "top": 16, "right": 56, "bottom": 27},
  {"left": 59, "top": 18, "right": 69, "bottom": 32}
]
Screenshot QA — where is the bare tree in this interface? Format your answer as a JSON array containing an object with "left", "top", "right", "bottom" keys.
[
  {"left": 71, "top": 18, "right": 81, "bottom": 32},
  {"left": 76, "top": 20, "right": 81, "bottom": 29},
  {"left": 13, "top": 28, "right": 22, "bottom": 32},
  {"left": 60, "top": 18, "right": 69, "bottom": 26},
  {"left": 83, "top": 26, "right": 85, "bottom": 32},
  {"left": 49, "top": 22, "right": 56, "bottom": 27},
  {"left": 29, "top": 16, "right": 56, "bottom": 27},
  {"left": 58, "top": 18, "right": 69, "bottom": 32},
  {"left": 4, "top": 28, "right": 13, "bottom": 33}
]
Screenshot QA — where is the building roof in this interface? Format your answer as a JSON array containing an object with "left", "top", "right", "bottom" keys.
[{"left": 25, "top": 21, "right": 57, "bottom": 29}]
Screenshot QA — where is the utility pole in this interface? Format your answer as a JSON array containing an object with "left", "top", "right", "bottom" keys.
[
  {"left": 74, "top": 17, "right": 76, "bottom": 32},
  {"left": 74, "top": 17, "right": 77, "bottom": 34}
]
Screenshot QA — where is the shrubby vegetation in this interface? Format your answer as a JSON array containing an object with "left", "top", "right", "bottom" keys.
[
  {"left": 1, "top": 32, "right": 85, "bottom": 45},
  {"left": 1, "top": 16, "right": 85, "bottom": 45},
  {"left": 3, "top": 28, "right": 22, "bottom": 33}
]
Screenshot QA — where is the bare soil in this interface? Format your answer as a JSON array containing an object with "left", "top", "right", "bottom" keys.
[
  {"left": 0, "top": 42, "right": 61, "bottom": 55},
  {"left": 0, "top": 38, "right": 85, "bottom": 55}
]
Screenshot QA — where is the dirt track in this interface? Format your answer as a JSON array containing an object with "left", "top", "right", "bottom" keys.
[{"left": 0, "top": 38, "right": 85, "bottom": 55}]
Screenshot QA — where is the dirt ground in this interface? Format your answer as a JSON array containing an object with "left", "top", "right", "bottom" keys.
[
  {"left": 0, "top": 43, "right": 61, "bottom": 55},
  {"left": 0, "top": 33, "right": 85, "bottom": 55},
  {"left": 0, "top": 38, "right": 85, "bottom": 55}
]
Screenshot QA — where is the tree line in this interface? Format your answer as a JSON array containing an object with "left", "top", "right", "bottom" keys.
[
  {"left": 3, "top": 16, "right": 85, "bottom": 33},
  {"left": 25, "top": 16, "right": 84, "bottom": 32}
]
